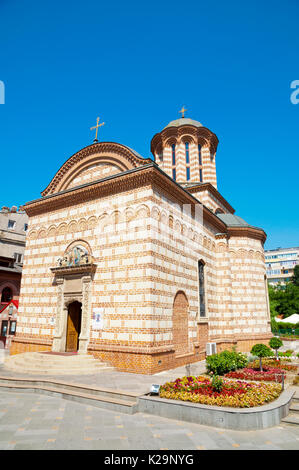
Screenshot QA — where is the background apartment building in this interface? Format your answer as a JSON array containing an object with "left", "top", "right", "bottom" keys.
[
  {"left": 0, "top": 206, "right": 28, "bottom": 347},
  {"left": 265, "top": 246, "right": 299, "bottom": 285}
]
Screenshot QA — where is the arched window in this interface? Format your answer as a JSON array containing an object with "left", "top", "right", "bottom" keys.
[
  {"left": 198, "top": 144, "right": 202, "bottom": 166},
  {"left": 185, "top": 142, "right": 190, "bottom": 181},
  {"left": 198, "top": 261, "right": 206, "bottom": 317},
  {"left": 186, "top": 167, "right": 190, "bottom": 180},
  {"left": 172, "top": 144, "right": 176, "bottom": 166},
  {"left": 198, "top": 144, "right": 202, "bottom": 165},
  {"left": 198, "top": 144, "right": 203, "bottom": 182},
  {"left": 185, "top": 142, "right": 189, "bottom": 164},
  {"left": 1, "top": 287, "right": 13, "bottom": 303}
]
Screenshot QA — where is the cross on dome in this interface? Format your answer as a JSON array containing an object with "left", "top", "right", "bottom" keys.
[{"left": 179, "top": 106, "right": 187, "bottom": 118}]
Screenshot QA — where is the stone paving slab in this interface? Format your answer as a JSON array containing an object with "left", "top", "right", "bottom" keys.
[{"left": 0, "top": 389, "right": 298, "bottom": 450}]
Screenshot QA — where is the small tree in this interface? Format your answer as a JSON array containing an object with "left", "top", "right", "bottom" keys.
[
  {"left": 250, "top": 344, "right": 272, "bottom": 371},
  {"left": 269, "top": 337, "right": 283, "bottom": 360}
]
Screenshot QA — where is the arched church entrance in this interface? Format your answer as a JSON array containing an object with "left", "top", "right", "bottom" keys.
[
  {"left": 51, "top": 240, "right": 95, "bottom": 354},
  {"left": 172, "top": 291, "right": 189, "bottom": 356},
  {"left": 65, "top": 301, "right": 82, "bottom": 352}
]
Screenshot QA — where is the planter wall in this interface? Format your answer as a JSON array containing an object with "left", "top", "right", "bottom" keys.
[{"left": 138, "top": 388, "right": 295, "bottom": 430}]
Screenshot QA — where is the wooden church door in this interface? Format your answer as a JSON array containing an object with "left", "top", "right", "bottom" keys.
[{"left": 65, "top": 301, "right": 82, "bottom": 352}]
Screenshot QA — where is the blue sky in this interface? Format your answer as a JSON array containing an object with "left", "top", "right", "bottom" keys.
[{"left": 0, "top": 0, "right": 298, "bottom": 250}]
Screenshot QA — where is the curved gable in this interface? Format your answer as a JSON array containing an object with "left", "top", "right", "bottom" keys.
[{"left": 41, "top": 142, "right": 151, "bottom": 196}]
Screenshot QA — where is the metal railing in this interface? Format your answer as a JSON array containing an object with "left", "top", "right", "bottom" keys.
[{"left": 276, "top": 328, "right": 299, "bottom": 337}]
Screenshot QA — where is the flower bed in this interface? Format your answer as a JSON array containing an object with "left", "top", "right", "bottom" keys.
[
  {"left": 248, "top": 359, "right": 298, "bottom": 372},
  {"left": 225, "top": 367, "right": 286, "bottom": 382},
  {"left": 159, "top": 375, "right": 282, "bottom": 408}
]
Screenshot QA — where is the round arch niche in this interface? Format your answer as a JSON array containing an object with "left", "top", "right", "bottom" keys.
[{"left": 172, "top": 291, "right": 189, "bottom": 356}]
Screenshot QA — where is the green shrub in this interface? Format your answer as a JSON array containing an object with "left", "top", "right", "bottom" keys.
[
  {"left": 286, "top": 348, "right": 294, "bottom": 355},
  {"left": 206, "top": 350, "right": 248, "bottom": 376},
  {"left": 278, "top": 350, "right": 294, "bottom": 358},
  {"left": 277, "top": 322, "right": 299, "bottom": 330}
]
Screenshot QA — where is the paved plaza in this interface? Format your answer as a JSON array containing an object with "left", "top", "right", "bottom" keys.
[
  {"left": 0, "top": 353, "right": 299, "bottom": 451},
  {"left": 0, "top": 389, "right": 299, "bottom": 450}
]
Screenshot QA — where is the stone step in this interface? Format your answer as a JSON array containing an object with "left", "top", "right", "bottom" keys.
[
  {"left": 3, "top": 352, "right": 113, "bottom": 375},
  {"left": 0, "top": 381, "right": 138, "bottom": 414},
  {"left": 3, "top": 362, "right": 112, "bottom": 374},
  {"left": 289, "top": 403, "right": 299, "bottom": 412},
  {"left": 3, "top": 367, "right": 112, "bottom": 375},
  {"left": 0, "top": 376, "right": 139, "bottom": 403},
  {"left": 6, "top": 356, "right": 108, "bottom": 367},
  {"left": 281, "top": 413, "right": 299, "bottom": 426},
  {"left": 7, "top": 352, "right": 100, "bottom": 363}
]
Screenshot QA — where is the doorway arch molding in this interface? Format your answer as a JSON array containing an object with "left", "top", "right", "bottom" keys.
[{"left": 51, "top": 274, "right": 92, "bottom": 354}]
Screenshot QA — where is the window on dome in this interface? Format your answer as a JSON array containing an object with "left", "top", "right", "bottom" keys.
[
  {"left": 186, "top": 166, "right": 190, "bottom": 181},
  {"left": 185, "top": 142, "right": 189, "bottom": 164},
  {"left": 198, "top": 144, "right": 202, "bottom": 166},
  {"left": 172, "top": 144, "right": 176, "bottom": 166},
  {"left": 199, "top": 169, "right": 203, "bottom": 182},
  {"left": 172, "top": 168, "right": 176, "bottom": 181}
]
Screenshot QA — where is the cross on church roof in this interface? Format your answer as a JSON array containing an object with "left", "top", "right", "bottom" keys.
[
  {"left": 90, "top": 116, "right": 105, "bottom": 143},
  {"left": 179, "top": 106, "right": 187, "bottom": 118}
]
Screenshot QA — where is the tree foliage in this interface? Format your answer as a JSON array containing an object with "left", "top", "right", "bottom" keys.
[
  {"left": 269, "top": 337, "right": 283, "bottom": 359},
  {"left": 268, "top": 281, "right": 299, "bottom": 320},
  {"left": 269, "top": 337, "right": 283, "bottom": 350},
  {"left": 292, "top": 265, "right": 299, "bottom": 287},
  {"left": 250, "top": 343, "right": 272, "bottom": 371}
]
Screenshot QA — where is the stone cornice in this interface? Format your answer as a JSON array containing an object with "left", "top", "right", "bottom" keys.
[
  {"left": 50, "top": 263, "right": 97, "bottom": 276},
  {"left": 25, "top": 164, "right": 155, "bottom": 216},
  {"left": 151, "top": 125, "right": 219, "bottom": 155},
  {"left": 41, "top": 142, "right": 152, "bottom": 197},
  {"left": 227, "top": 226, "right": 267, "bottom": 243}
]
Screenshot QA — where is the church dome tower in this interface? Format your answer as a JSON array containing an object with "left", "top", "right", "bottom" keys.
[{"left": 151, "top": 111, "right": 219, "bottom": 189}]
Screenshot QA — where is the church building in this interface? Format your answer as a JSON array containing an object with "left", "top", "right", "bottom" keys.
[{"left": 11, "top": 113, "right": 272, "bottom": 373}]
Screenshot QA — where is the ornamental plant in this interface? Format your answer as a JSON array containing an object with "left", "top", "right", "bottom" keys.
[
  {"left": 250, "top": 344, "right": 272, "bottom": 371},
  {"left": 248, "top": 358, "right": 297, "bottom": 372},
  {"left": 225, "top": 367, "right": 286, "bottom": 383},
  {"left": 278, "top": 350, "right": 293, "bottom": 358},
  {"left": 206, "top": 350, "right": 248, "bottom": 376},
  {"left": 269, "top": 337, "right": 283, "bottom": 360},
  {"left": 211, "top": 375, "right": 224, "bottom": 393}
]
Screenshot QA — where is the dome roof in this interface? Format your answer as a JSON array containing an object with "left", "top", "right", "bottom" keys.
[{"left": 163, "top": 117, "right": 203, "bottom": 129}]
